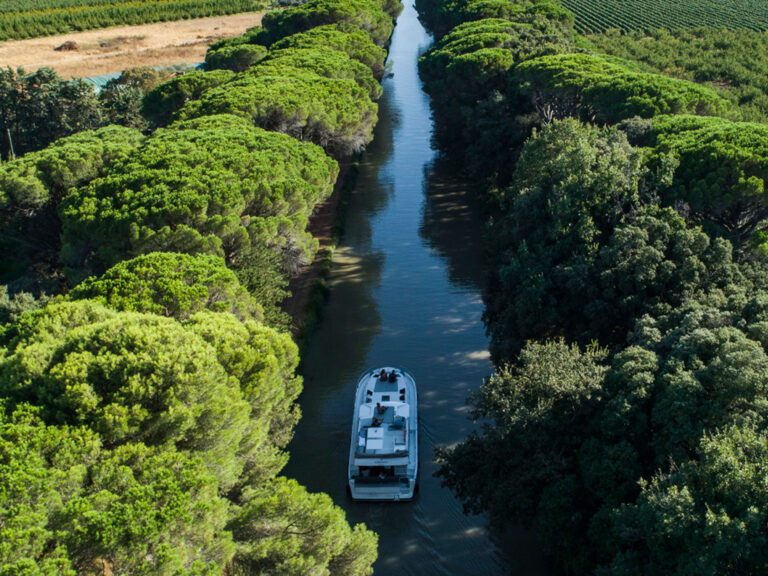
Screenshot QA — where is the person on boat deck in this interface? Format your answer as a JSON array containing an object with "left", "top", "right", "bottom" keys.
[
  {"left": 379, "top": 369, "right": 388, "bottom": 381},
  {"left": 372, "top": 417, "right": 381, "bottom": 426},
  {"left": 376, "top": 402, "right": 386, "bottom": 415},
  {"left": 388, "top": 370, "right": 397, "bottom": 382}
]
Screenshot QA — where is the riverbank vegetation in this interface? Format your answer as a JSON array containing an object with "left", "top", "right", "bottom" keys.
[
  {"left": 0, "top": 0, "right": 266, "bottom": 41},
  {"left": 418, "top": 0, "right": 768, "bottom": 573},
  {"left": 0, "top": 0, "right": 398, "bottom": 570}
]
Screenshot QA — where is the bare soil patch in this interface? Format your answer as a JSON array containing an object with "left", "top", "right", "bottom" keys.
[{"left": 0, "top": 13, "right": 262, "bottom": 78}]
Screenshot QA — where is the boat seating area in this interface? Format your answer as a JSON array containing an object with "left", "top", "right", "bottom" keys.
[{"left": 357, "top": 402, "right": 409, "bottom": 455}]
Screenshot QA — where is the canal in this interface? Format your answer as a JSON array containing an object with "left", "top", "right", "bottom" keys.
[{"left": 283, "top": 3, "right": 550, "bottom": 574}]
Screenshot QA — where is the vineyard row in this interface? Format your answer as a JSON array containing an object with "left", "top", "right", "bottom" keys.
[{"left": 0, "top": 0, "right": 263, "bottom": 40}]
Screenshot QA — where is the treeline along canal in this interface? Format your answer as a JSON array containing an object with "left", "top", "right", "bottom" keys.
[{"left": 283, "top": 3, "right": 551, "bottom": 574}]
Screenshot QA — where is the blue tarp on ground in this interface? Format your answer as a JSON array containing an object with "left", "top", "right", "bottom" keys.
[
  {"left": 82, "top": 72, "right": 122, "bottom": 88},
  {"left": 82, "top": 62, "right": 204, "bottom": 89}
]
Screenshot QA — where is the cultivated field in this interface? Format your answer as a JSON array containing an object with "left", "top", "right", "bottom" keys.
[
  {"left": 0, "top": 12, "right": 262, "bottom": 77},
  {"left": 0, "top": 0, "right": 264, "bottom": 40},
  {"left": 561, "top": 0, "right": 768, "bottom": 33}
]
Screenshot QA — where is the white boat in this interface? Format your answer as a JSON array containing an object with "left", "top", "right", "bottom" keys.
[{"left": 348, "top": 366, "right": 418, "bottom": 501}]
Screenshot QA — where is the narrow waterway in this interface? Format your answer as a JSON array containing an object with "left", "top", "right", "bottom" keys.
[{"left": 284, "top": 3, "right": 550, "bottom": 574}]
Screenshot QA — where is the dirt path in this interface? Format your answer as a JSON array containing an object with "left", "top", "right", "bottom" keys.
[{"left": 0, "top": 13, "right": 262, "bottom": 78}]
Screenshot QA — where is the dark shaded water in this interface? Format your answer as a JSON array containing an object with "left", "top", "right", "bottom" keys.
[{"left": 284, "top": 4, "right": 551, "bottom": 574}]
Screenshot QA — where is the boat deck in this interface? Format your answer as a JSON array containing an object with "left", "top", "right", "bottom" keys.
[
  {"left": 355, "top": 373, "right": 410, "bottom": 456},
  {"left": 349, "top": 367, "right": 418, "bottom": 501},
  {"left": 357, "top": 405, "right": 408, "bottom": 455}
]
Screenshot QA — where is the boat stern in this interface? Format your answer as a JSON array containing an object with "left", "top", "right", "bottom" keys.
[{"left": 349, "top": 476, "right": 416, "bottom": 501}]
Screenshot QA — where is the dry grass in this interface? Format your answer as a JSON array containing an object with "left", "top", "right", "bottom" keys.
[{"left": 0, "top": 12, "right": 262, "bottom": 78}]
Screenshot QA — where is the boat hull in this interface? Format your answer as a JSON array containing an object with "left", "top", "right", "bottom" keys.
[{"left": 348, "top": 367, "right": 418, "bottom": 501}]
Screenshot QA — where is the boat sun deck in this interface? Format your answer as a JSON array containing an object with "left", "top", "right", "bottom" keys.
[
  {"left": 348, "top": 367, "right": 418, "bottom": 501},
  {"left": 356, "top": 379, "right": 410, "bottom": 457}
]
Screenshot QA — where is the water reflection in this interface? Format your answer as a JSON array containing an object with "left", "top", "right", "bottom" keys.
[
  {"left": 284, "top": 2, "right": 551, "bottom": 575},
  {"left": 419, "top": 157, "right": 489, "bottom": 291}
]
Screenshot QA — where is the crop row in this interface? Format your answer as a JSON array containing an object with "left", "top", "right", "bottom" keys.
[
  {"left": 561, "top": 0, "right": 768, "bottom": 33},
  {"left": 0, "top": 0, "right": 263, "bottom": 40}
]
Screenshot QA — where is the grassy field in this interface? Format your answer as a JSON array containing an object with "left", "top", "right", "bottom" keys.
[
  {"left": 0, "top": 0, "right": 265, "bottom": 40},
  {"left": 561, "top": 0, "right": 768, "bottom": 33}
]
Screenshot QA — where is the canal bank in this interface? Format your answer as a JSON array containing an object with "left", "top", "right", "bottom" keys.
[{"left": 284, "top": 2, "right": 552, "bottom": 575}]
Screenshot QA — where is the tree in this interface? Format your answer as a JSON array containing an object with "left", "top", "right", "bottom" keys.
[
  {"left": 0, "top": 67, "right": 103, "bottom": 158},
  {"left": 68, "top": 252, "right": 263, "bottom": 321},
  {"left": 62, "top": 443, "right": 232, "bottom": 576},
  {"left": 258, "top": 0, "right": 398, "bottom": 47},
  {"left": 417, "top": 8, "right": 574, "bottom": 183},
  {"left": 437, "top": 340, "right": 608, "bottom": 574},
  {"left": 185, "top": 310, "right": 302, "bottom": 485},
  {"left": 60, "top": 114, "right": 337, "bottom": 281},
  {"left": 0, "top": 300, "right": 252, "bottom": 489},
  {"left": 586, "top": 207, "right": 745, "bottom": 344},
  {"left": 0, "top": 403, "right": 233, "bottom": 576},
  {"left": 205, "top": 43, "right": 268, "bottom": 72},
  {"left": 270, "top": 23, "right": 388, "bottom": 79},
  {"left": 99, "top": 66, "right": 174, "bottom": 129},
  {"left": 262, "top": 47, "right": 383, "bottom": 100},
  {"left": 0, "top": 125, "right": 143, "bottom": 293},
  {"left": 420, "top": 16, "right": 571, "bottom": 105},
  {"left": 485, "top": 118, "right": 645, "bottom": 358},
  {"left": 141, "top": 69, "right": 235, "bottom": 127},
  {"left": 178, "top": 66, "right": 378, "bottom": 158},
  {"left": 227, "top": 477, "right": 377, "bottom": 576},
  {"left": 0, "top": 125, "right": 144, "bottom": 214},
  {"left": 419, "top": 0, "right": 572, "bottom": 39},
  {"left": 604, "top": 425, "right": 768, "bottom": 576},
  {"left": 647, "top": 115, "right": 768, "bottom": 250},
  {"left": 0, "top": 403, "right": 93, "bottom": 576},
  {"left": 515, "top": 53, "right": 732, "bottom": 123},
  {"left": 586, "top": 27, "right": 768, "bottom": 122}
]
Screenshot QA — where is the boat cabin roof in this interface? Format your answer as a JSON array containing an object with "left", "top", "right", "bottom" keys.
[{"left": 355, "top": 371, "right": 411, "bottom": 461}]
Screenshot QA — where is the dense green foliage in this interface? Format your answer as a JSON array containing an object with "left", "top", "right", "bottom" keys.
[
  {"left": 69, "top": 252, "right": 264, "bottom": 321},
  {"left": 418, "top": 2, "right": 574, "bottom": 182},
  {"left": 0, "top": 66, "right": 172, "bottom": 159},
  {"left": 0, "top": 67, "right": 103, "bottom": 159},
  {"left": 141, "top": 69, "right": 235, "bottom": 127},
  {"left": 585, "top": 28, "right": 768, "bottom": 122},
  {"left": 644, "top": 115, "right": 768, "bottom": 249},
  {"left": 0, "top": 403, "right": 229, "bottom": 575},
  {"left": 60, "top": 114, "right": 337, "bottom": 283},
  {"left": 258, "top": 0, "right": 400, "bottom": 47},
  {"left": 262, "top": 47, "right": 383, "bottom": 100},
  {"left": 0, "top": 0, "right": 394, "bottom": 570},
  {"left": 484, "top": 119, "right": 644, "bottom": 355},
  {"left": 560, "top": 0, "right": 768, "bottom": 33},
  {"left": 416, "top": 0, "right": 573, "bottom": 39},
  {"left": 0, "top": 125, "right": 143, "bottom": 215},
  {"left": 98, "top": 66, "right": 174, "bottom": 130},
  {"left": 0, "top": 296, "right": 377, "bottom": 574},
  {"left": 0, "top": 125, "right": 143, "bottom": 291},
  {"left": 516, "top": 53, "right": 732, "bottom": 122},
  {"left": 270, "top": 23, "right": 388, "bottom": 79},
  {"left": 0, "top": 0, "right": 265, "bottom": 41},
  {"left": 180, "top": 66, "right": 378, "bottom": 157},
  {"left": 205, "top": 42, "right": 268, "bottom": 72},
  {"left": 418, "top": 0, "right": 768, "bottom": 573}
]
